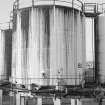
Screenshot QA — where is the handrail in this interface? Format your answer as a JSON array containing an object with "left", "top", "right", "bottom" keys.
[
  {"left": 84, "top": 3, "right": 105, "bottom": 14},
  {"left": 13, "top": 0, "right": 105, "bottom": 14},
  {"left": 13, "top": 0, "right": 83, "bottom": 10}
]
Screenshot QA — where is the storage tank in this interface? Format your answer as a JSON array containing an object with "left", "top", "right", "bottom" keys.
[
  {"left": 95, "top": 14, "right": 105, "bottom": 84},
  {"left": 12, "top": 0, "right": 86, "bottom": 86},
  {"left": 0, "top": 29, "right": 12, "bottom": 81}
]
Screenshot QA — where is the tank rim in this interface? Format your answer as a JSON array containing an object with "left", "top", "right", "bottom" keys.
[{"left": 14, "top": 0, "right": 83, "bottom": 11}]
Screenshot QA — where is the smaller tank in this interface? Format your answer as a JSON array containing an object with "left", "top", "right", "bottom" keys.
[
  {"left": 95, "top": 14, "right": 105, "bottom": 84},
  {"left": 0, "top": 29, "right": 12, "bottom": 81}
]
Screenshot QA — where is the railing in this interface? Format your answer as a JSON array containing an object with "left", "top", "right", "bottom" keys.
[
  {"left": 83, "top": 3, "right": 98, "bottom": 13},
  {"left": 13, "top": 0, "right": 83, "bottom": 10},
  {"left": 0, "top": 22, "right": 12, "bottom": 30},
  {"left": 83, "top": 3, "right": 105, "bottom": 14}
]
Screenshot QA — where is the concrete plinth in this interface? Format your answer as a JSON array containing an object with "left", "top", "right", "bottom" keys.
[
  {"left": 71, "top": 99, "right": 82, "bottom": 105},
  {"left": 16, "top": 93, "right": 21, "bottom": 105},
  {"left": 37, "top": 97, "right": 42, "bottom": 105},
  {"left": 53, "top": 98, "right": 61, "bottom": 105},
  {"left": 21, "top": 97, "right": 25, "bottom": 105},
  {"left": 53, "top": 98, "right": 82, "bottom": 105},
  {"left": 0, "top": 90, "right": 2, "bottom": 105},
  {"left": 33, "top": 98, "right": 37, "bottom": 105},
  {"left": 81, "top": 98, "right": 98, "bottom": 105},
  {"left": 71, "top": 99, "right": 76, "bottom": 105},
  {"left": 61, "top": 98, "right": 71, "bottom": 105},
  {"left": 42, "top": 97, "right": 54, "bottom": 105},
  {"left": 77, "top": 99, "right": 82, "bottom": 105}
]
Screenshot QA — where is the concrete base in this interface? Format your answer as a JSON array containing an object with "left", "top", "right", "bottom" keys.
[
  {"left": 33, "top": 98, "right": 37, "bottom": 105},
  {"left": 42, "top": 97, "right": 54, "bottom": 105},
  {"left": 21, "top": 96, "right": 25, "bottom": 105},
  {"left": 81, "top": 98, "right": 99, "bottom": 105},
  {"left": 0, "top": 90, "right": 2, "bottom": 105},
  {"left": 53, "top": 98, "right": 61, "bottom": 105},
  {"left": 71, "top": 99, "right": 75, "bottom": 105},
  {"left": 53, "top": 98, "right": 82, "bottom": 105},
  {"left": 37, "top": 97, "right": 42, "bottom": 105},
  {"left": 102, "top": 99, "right": 105, "bottom": 105},
  {"left": 71, "top": 99, "right": 82, "bottom": 105},
  {"left": 61, "top": 98, "right": 71, "bottom": 105},
  {"left": 81, "top": 98, "right": 105, "bottom": 105},
  {"left": 16, "top": 93, "right": 21, "bottom": 105},
  {"left": 77, "top": 99, "right": 82, "bottom": 105}
]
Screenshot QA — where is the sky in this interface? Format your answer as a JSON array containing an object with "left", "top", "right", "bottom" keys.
[
  {"left": 0, "top": 0, "right": 14, "bottom": 29},
  {"left": 0, "top": 0, "right": 14, "bottom": 23},
  {"left": 0, "top": 0, "right": 104, "bottom": 61}
]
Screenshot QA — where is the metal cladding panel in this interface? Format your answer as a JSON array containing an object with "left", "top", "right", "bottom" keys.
[
  {"left": 95, "top": 14, "right": 105, "bottom": 84},
  {"left": 12, "top": 6, "right": 85, "bottom": 86},
  {"left": 0, "top": 29, "right": 12, "bottom": 81}
]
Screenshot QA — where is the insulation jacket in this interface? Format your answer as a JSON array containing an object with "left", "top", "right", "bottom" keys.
[{"left": 12, "top": 7, "right": 85, "bottom": 86}]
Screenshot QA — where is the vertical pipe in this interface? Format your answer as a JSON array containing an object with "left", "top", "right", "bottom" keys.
[
  {"left": 92, "top": 17, "right": 95, "bottom": 81},
  {"left": 53, "top": 3, "right": 56, "bottom": 85},
  {"left": 94, "top": 16, "right": 98, "bottom": 84},
  {"left": 31, "top": 0, "right": 34, "bottom": 85},
  {"left": 0, "top": 30, "right": 5, "bottom": 80},
  {"left": 16, "top": 10, "right": 22, "bottom": 84},
  {"left": 12, "top": 10, "right": 17, "bottom": 83},
  {"left": 72, "top": 0, "right": 77, "bottom": 85},
  {"left": 82, "top": 14, "right": 86, "bottom": 85}
]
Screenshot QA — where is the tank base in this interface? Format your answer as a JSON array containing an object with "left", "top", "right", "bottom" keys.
[
  {"left": 0, "top": 89, "right": 2, "bottom": 105},
  {"left": 80, "top": 98, "right": 105, "bottom": 105}
]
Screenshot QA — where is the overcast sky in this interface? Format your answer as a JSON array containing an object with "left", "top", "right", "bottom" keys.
[{"left": 0, "top": 0, "right": 14, "bottom": 23}]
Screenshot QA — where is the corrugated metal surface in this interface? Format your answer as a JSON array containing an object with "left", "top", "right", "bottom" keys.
[
  {"left": 95, "top": 14, "right": 105, "bottom": 84},
  {"left": 12, "top": 6, "right": 85, "bottom": 86}
]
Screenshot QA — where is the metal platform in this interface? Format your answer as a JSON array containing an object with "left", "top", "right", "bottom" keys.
[{"left": 83, "top": 3, "right": 105, "bottom": 17}]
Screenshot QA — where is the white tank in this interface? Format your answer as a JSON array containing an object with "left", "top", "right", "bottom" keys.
[
  {"left": 12, "top": 0, "right": 86, "bottom": 86},
  {"left": 0, "top": 29, "right": 12, "bottom": 81},
  {"left": 95, "top": 14, "right": 105, "bottom": 84}
]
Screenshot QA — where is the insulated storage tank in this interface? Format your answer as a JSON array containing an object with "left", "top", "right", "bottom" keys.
[
  {"left": 12, "top": 0, "right": 86, "bottom": 86},
  {"left": 0, "top": 29, "right": 12, "bottom": 81},
  {"left": 95, "top": 14, "right": 105, "bottom": 84}
]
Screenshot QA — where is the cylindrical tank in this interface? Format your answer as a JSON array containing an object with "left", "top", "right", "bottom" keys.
[
  {"left": 0, "top": 29, "right": 12, "bottom": 81},
  {"left": 12, "top": 0, "right": 86, "bottom": 86},
  {"left": 95, "top": 14, "right": 105, "bottom": 84}
]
